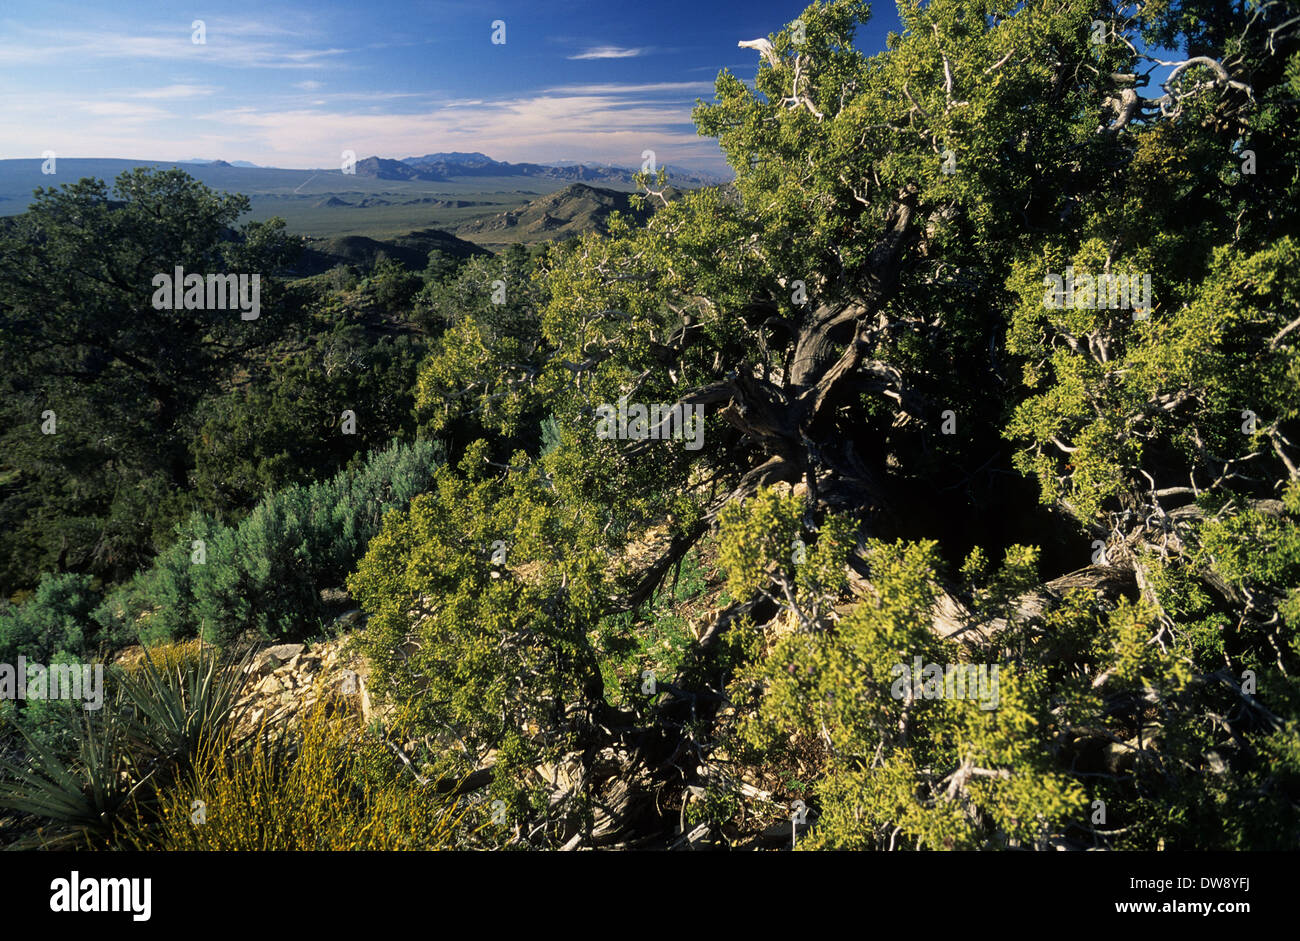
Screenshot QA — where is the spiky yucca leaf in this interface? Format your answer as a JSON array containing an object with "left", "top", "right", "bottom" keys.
[
  {"left": 117, "top": 643, "right": 253, "bottom": 776},
  {"left": 0, "top": 644, "right": 253, "bottom": 847},
  {"left": 0, "top": 710, "right": 150, "bottom": 848}
]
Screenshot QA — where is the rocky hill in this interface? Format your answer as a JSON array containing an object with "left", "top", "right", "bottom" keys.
[{"left": 453, "top": 182, "right": 677, "bottom": 244}]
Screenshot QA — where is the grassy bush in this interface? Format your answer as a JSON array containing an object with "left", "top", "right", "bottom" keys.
[
  {"left": 3, "top": 651, "right": 471, "bottom": 850},
  {"left": 117, "top": 638, "right": 209, "bottom": 678},
  {"left": 153, "top": 704, "right": 468, "bottom": 850},
  {"left": 0, "top": 707, "right": 148, "bottom": 849}
]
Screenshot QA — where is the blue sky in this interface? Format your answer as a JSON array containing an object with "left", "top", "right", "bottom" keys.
[{"left": 0, "top": 0, "right": 904, "bottom": 174}]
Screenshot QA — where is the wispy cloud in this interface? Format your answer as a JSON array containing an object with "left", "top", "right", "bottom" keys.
[
  {"left": 0, "top": 25, "right": 349, "bottom": 70},
  {"left": 126, "top": 84, "right": 217, "bottom": 99},
  {"left": 544, "top": 82, "right": 715, "bottom": 95},
  {"left": 313, "top": 91, "right": 430, "bottom": 102},
  {"left": 79, "top": 101, "right": 172, "bottom": 121},
  {"left": 568, "top": 45, "right": 646, "bottom": 60},
  {"left": 0, "top": 7, "right": 733, "bottom": 175},
  {"left": 0, "top": 75, "right": 729, "bottom": 170}
]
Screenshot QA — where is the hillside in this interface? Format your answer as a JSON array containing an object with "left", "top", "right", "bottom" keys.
[
  {"left": 453, "top": 182, "right": 676, "bottom": 246},
  {"left": 294, "top": 227, "right": 488, "bottom": 276},
  {"left": 352, "top": 156, "right": 429, "bottom": 181}
]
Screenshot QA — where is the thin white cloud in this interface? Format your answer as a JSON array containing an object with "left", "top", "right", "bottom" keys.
[
  {"left": 293, "top": 80, "right": 324, "bottom": 91},
  {"left": 126, "top": 84, "right": 216, "bottom": 99},
  {"left": 318, "top": 91, "right": 429, "bottom": 102},
  {"left": 208, "top": 19, "right": 314, "bottom": 38},
  {"left": 281, "top": 48, "right": 349, "bottom": 63},
  {"left": 568, "top": 46, "right": 645, "bottom": 60},
  {"left": 544, "top": 82, "right": 715, "bottom": 95},
  {"left": 79, "top": 101, "right": 172, "bottom": 121},
  {"left": 0, "top": 25, "right": 349, "bottom": 69}
]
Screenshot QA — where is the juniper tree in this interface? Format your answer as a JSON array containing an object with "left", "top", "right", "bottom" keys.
[
  {"left": 0, "top": 168, "right": 302, "bottom": 590},
  {"left": 351, "top": 0, "right": 1300, "bottom": 848}
]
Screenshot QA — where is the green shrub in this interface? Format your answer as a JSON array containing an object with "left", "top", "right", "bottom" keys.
[
  {"left": 0, "top": 651, "right": 95, "bottom": 761},
  {"left": 323, "top": 263, "right": 358, "bottom": 292},
  {"left": 370, "top": 257, "right": 423, "bottom": 312},
  {"left": 108, "top": 438, "right": 443, "bottom": 647},
  {"left": 347, "top": 441, "right": 608, "bottom": 821},
  {"left": 189, "top": 324, "right": 426, "bottom": 517},
  {"left": 0, "top": 572, "right": 98, "bottom": 664}
]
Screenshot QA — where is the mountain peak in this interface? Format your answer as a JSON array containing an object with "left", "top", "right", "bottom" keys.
[
  {"left": 402, "top": 152, "right": 498, "bottom": 166},
  {"left": 352, "top": 156, "right": 426, "bottom": 180}
]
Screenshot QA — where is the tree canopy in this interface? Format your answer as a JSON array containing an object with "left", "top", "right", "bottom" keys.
[{"left": 347, "top": 0, "right": 1300, "bottom": 848}]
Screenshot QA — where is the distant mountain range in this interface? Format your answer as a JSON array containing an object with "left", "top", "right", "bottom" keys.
[
  {"left": 0, "top": 157, "right": 724, "bottom": 255},
  {"left": 183, "top": 158, "right": 262, "bottom": 168},
  {"left": 0, "top": 154, "right": 729, "bottom": 214},
  {"left": 349, "top": 152, "right": 727, "bottom": 187}
]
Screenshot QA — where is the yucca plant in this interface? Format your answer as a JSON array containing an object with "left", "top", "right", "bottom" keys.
[
  {"left": 0, "top": 643, "right": 254, "bottom": 848},
  {"left": 0, "top": 708, "right": 151, "bottom": 849},
  {"left": 117, "top": 642, "right": 254, "bottom": 779}
]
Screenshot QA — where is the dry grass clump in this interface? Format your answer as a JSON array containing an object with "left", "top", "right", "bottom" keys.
[{"left": 156, "top": 701, "right": 469, "bottom": 850}]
